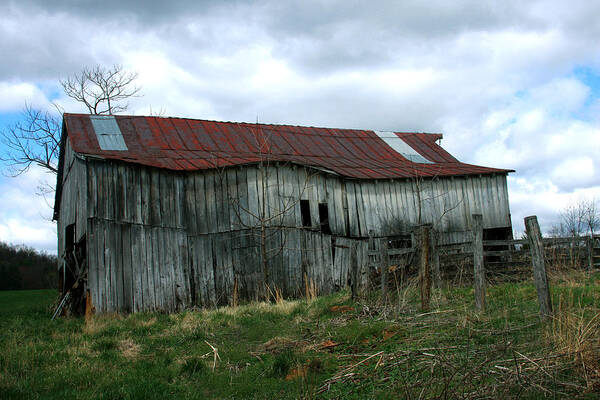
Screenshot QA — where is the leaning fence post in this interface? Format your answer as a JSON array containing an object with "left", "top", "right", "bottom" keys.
[
  {"left": 472, "top": 214, "right": 485, "bottom": 312},
  {"left": 525, "top": 216, "right": 552, "bottom": 319},
  {"left": 380, "top": 238, "right": 389, "bottom": 301},
  {"left": 420, "top": 225, "right": 431, "bottom": 311}
]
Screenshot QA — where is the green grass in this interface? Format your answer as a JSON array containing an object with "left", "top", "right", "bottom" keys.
[{"left": 1, "top": 272, "right": 599, "bottom": 399}]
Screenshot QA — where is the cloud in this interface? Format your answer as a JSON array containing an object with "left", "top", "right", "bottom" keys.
[
  {"left": 0, "top": 82, "right": 50, "bottom": 112},
  {"left": 1, "top": 0, "right": 600, "bottom": 251}
]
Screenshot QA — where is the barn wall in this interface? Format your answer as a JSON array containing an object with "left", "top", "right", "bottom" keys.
[
  {"left": 57, "top": 140, "right": 87, "bottom": 261},
  {"left": 83, "top": 160, "right": 510, "bottom": 312},
  {"left": 345, "top": 174, "right": 512, "bottom": 243}
]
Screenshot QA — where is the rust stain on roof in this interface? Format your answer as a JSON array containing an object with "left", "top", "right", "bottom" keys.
[{"left": 63, "top": 113, "right": 513, "bottom": 179}]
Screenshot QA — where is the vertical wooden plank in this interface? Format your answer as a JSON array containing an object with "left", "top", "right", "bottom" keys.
[
  {"left": 114, "top": 221, "right": 124, "bottom": 312},
  {"left": 472, "top": 214, "right": 485, "bottom": 312},
  {"left": 86, "top": 218, "right": 99, "bottom": 312},
  {"left": 143, "top": 226, "right": 154, "bottom": 311},
  {"left": 104, "top": 222, "right": 114, "bottom": 312},
  {"left": 525, "top": 216, "right": 552, "bottom": 318},
  {"left": 350, "top": 242, "right": 359, "bottom": 300},
  {"left": 246, "top": 167, "right": 260, "bottom": 229},
  {"left": 122, "top": 224, "right": 133, "bottom": 313},
  {"left": 380, "top": 238, "right": 389, "bottom": 301},
  {"left": 194, "top": 174, "right": 208, "bottom": 234},
  {"left": 133, "top": 166, "right": 143, "bottom": 225},
  {"left": 346, "top": 182, "right": 359, "bottom": 237},
  {"left": 97, "top": 219, "right": 107, "bottom": 313},
  {"left": 307, "top": 171, "right": 320, "bottom": 230},
  {"left": 151, "top": 227, "right": 162, "bottom": 311},
  {"left": 431, "top": 229, "right": 441, "bottom": 289},
  {"left": 205, "top": 171, "right": 218, "bottom": 233},
  {"left": 333, "top": 179, "right": 345, "bottom": 235},
  {"left": 131, "top": 224, "right": 143, "bottom": 312},
  {"left": 419, "top": 225, "right": 431, "bottom": 311},
  {"left": 184, "top": 173, "right": 197, "bottom": 235},
  {"left": 174, "top": 174, "right": 185, "bottom": 229},
  {"left": 150, "top": 170, "right": 161, "bottom": 226},
  {"left": 236, "top": 168, "right": 250, "bottom": 229},
  {"left": 226, "top": 168, "right": 239, "bottom": 230}
]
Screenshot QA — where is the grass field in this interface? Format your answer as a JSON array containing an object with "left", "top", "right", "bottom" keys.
[{"left": 1, "top": 270, "right": 599, "bottom": 399}]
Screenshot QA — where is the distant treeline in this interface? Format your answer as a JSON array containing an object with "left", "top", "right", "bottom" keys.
[{"left": 0, "top": 241, "right": 57, "bottom": 290}]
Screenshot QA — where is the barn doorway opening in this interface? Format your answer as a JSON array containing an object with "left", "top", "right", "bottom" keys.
[{"left": 59, "top": 223, "right": 87, "bottom": 316}]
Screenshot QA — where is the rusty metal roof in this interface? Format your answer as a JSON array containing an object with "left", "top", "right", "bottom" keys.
[{"left": 62, "top": 113, "right": 513, "bottom": 179}]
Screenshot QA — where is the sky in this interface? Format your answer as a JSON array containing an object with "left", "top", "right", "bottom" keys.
[{"left": 1, "top": 0, "right": 599, "bottom": 254}]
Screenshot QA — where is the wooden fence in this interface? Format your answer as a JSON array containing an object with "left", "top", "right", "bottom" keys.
[
  {"left": 361, "top": 215, "right": 599, "bottom": 316},
  {"left": 363, "top": 217, "right": 599, "bottom": 292}
]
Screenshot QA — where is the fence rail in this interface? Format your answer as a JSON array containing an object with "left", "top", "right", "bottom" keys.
[{"left": 360, "top": 216, "right": 599, "bottom": 317}]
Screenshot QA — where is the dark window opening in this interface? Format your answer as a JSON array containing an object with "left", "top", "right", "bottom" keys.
[
  {"left": 483, "top": 227, "right": 513, "bottom": 241},
  {"left": 300, "top": 200, "right": 311, "bottom": 227},
  {"left": 318, "top": 203, "right": 331, "bottom": 234}
]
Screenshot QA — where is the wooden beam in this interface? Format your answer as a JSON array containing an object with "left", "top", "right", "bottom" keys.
[
  {"left": 524, "top": 215, "right": 552, "bottom": 319},
  {"left": 472, "top": 214, "right": 485, "bottom": 312}
]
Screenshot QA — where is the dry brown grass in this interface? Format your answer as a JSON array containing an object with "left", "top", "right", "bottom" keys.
[
  {"left": 547, "top": 296, "right": 600, "bottom": 391},
  {"left": 118, "top": 338, "right": 141, "bottom": 360},
  {"left": 83, "top": 313, "right": 123, "bottom": 334}
]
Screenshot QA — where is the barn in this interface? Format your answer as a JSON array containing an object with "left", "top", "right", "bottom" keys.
[{"left": 54, "top": 113, "right": 513, "bottom": 313}]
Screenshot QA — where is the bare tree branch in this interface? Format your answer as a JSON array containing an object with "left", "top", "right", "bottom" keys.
[
  {"left": 1, "top": 64, "right": 141, "bottom": 184},
  {"left": 60, "top": 64, "right": 141, "bottom": 115}
]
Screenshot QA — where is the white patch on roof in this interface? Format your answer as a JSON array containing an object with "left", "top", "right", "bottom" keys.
[
  {"left": 373, "top": 131, "right": 432, "bottom": 163},
  {"left": 90, "top": 115, "right": 128, "bottom": 151}
]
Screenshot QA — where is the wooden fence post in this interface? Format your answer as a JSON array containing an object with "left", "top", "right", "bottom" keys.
[
  {"left": 431, "top": 228, "right": 441, "bottom": 289},
  {"left": 524, "top": 216, "right": 552, "bottom": 319},
  {"left": 380, "top": 238, "right": 389, "bottom": 302},
  {"left": 420, "top": 225, "right": 431, "bottom": 311},
  {"left": 472, "top": 214, "right": 485, "bottom": 312},
  {"left": 350, "top": 242, "right": 359, "bottom": 300}
]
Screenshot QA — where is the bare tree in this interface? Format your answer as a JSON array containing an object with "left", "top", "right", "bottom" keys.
[
  {"left": 60, "top": 64, "right": 141, "bottom": 115},
  {"left": 0, "top": 104, "right": 62, "bottom": 177},
  {"left": 1, "top": 64, "right": 141, "bottom": 182},
  {"left": 582, "top": 198, "right": 599, "bottom": 237}
]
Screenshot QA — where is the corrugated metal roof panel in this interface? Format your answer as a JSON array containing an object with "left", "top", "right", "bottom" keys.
[
  {"left": 63, "top": 114, "right": 513, "bottom": 179},
  {"left": 90, "top": 115, "right": 128, "bottom": 151}
]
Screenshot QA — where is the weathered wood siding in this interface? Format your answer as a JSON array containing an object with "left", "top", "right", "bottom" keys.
[
  {"left": 57, "top": 140, "right": 87, "bottom": 260},
  {"left": 77, "top": 159, "right": 510, "bottom": 312}
]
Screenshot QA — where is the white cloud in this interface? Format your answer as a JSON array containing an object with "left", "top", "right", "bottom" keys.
[
  {"left": 1, "top": 0, "right": 600, "bottom": 251},
  {"left": 0, "top": 82, "right": 50, "bottom": 112}
]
